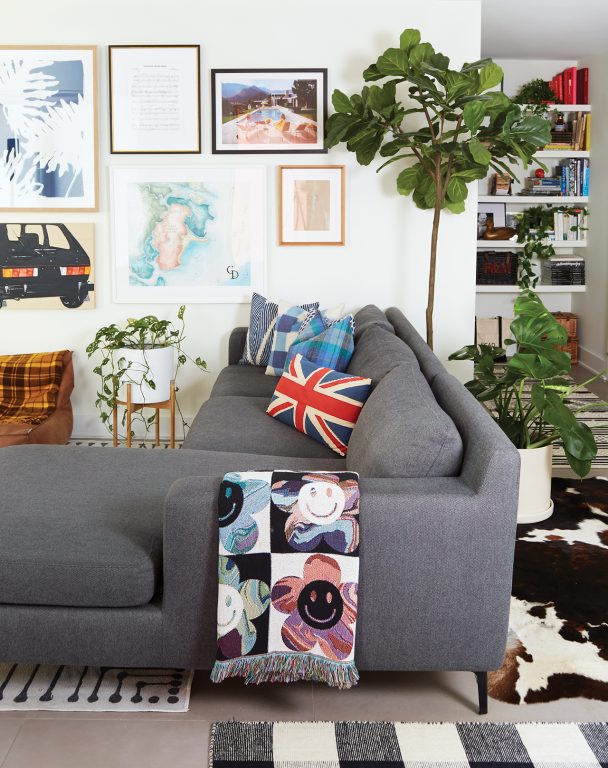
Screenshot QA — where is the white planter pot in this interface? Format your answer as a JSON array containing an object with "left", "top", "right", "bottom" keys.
[
  {"left": 517, "top": 445, "right": 554, "bottom": 524},
  {"left": 117, "top": 346, "right": 174, "bottom": 404}
]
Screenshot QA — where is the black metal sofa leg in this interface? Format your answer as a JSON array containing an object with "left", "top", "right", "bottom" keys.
[{"left": 474, "top": 671, "right": 488, "bottom": 715}]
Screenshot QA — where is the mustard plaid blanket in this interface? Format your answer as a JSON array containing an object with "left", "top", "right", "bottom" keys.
[{"left": 0, "top": 351, "right": 66, "bottom": 424}]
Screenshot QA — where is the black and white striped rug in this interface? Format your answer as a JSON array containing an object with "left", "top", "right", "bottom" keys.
[
  {"left": 0, "top": 664, "right": 192, "bottom": 712},
  {"left": 210, "top": 721, "right": 608, "bottom": 767}
]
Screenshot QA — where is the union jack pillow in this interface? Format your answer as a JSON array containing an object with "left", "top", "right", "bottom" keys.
[{"left": 267, "top": 354, "right": 372, "bottom": 456}]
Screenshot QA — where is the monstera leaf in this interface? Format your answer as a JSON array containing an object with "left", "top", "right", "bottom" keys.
[{"left": 0, "top": 58, "right": 58, "bottom": 136}]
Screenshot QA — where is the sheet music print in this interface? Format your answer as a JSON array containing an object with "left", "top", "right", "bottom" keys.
[{"left": 0, "top": 664, "right": 192, "bottom": 712}]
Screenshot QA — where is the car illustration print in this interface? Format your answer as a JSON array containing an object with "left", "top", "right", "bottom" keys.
[{"left": 0, "top": 223, "right": 94, "bottom": 308}]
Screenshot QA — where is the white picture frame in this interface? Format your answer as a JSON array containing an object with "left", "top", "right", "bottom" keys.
[
  {"left": 0, "top": 45, "right": 98, "bottom": 211},
  {"left": 109, "top": 45, "right": 201, "bottom": 154},
  {"left": 111, "top": 166, "right": 266, "bottom": 303}
]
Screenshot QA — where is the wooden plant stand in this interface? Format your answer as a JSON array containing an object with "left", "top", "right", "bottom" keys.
[{"left": 112, "top": 380, "right": 176, "bottom": 448}]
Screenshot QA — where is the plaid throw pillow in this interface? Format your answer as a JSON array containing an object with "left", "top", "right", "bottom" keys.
[
  {"left": 0, "top": 351, "right": 65, "bottom": 424},
  {"left": 239, "top": 293, "right": 318, "bottom": 366},
  {"left": 267, "top": 354, "right": 371, "bottom": 456},
  {"left": 286, "top": 315, "right": 355, "bottom": 373},
  {"left": 265, "top": 303, "right": 316, "bottom": 376}
]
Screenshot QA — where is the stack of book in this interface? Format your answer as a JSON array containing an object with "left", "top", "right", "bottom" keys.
[
  {"left": 524, "top": 177, "right": 562, "bottom": 196},
  {"left": 540, "top": 255, "right": 585, "bottom": 285},
  {"left": 550, "top": 67, "right": 589, "bottom": 104},
  {"left": 553, "top": 209, "right": 588, "bottom": 241},
  {"left": 558, "top": 158, "right": 589, "bottom": 196},
  {"left": 544, "top": 114, "right": 590, "bottom": 151}
]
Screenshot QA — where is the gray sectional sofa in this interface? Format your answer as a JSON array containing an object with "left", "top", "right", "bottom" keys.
[{"left": 0, "top": 305, "right": 520, "bottom": 712}]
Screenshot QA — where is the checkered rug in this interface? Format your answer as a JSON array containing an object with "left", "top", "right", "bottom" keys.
[{"left": 210, "top": 721, "right": 608, "bottom": 767}]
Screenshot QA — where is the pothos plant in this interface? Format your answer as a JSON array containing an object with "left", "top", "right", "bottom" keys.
[
  {"left": 86, "top": 305, "right": 206, "bottom": 439},
  {"left": 515, "top": 205, "right": 589, "bottom": 289},
  {"left": 325, "top": 27, "right": 551, "bottom": 348},
  {"left": 449, "top": 290, "right": 601, "bottom": 477}
]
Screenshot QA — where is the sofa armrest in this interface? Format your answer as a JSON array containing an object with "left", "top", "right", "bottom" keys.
[
  {"left": 162, "top": 474, "right": 220, "bottom": 667},
  {"left": 228, "top": 327, "right": 248, "bottom": 365}
]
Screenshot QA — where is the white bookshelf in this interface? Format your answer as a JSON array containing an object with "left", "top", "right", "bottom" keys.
[
  {"left": 476, "top": 285, "right": 586, "bottom": 294},
  {"left": 535, "top": 150, "right": 589, "bottom": 158},
  {"left": 476, "top": 240, "right": 587, "bottom": 249},
  {"left": 478, "top": 195, "right": 588, "bottom": 204}
]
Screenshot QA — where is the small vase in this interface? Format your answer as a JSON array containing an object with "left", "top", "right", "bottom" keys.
[{"left": 517, "top": 445, "right": 554, "bottom": 524}]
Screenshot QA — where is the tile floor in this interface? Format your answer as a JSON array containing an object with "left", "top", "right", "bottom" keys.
[
  {"left": 0, "top": 671, "right": 607, "bottom": 767},
  {"left": 1, "top": 363, "right": 605, "bottom": 766}
]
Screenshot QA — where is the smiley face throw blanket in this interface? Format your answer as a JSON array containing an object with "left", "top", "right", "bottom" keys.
[{"left": 211, "top": 471, "right": 360, "bottom": 689}]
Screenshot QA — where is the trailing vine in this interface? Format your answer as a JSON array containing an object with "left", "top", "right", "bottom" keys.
[{"left": 86, "top": 305, "right": 207, "bottom": 441}]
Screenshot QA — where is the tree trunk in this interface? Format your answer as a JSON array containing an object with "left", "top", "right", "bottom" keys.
[{"left": 426, "top": 196, "right": 442, "bottom": 349}]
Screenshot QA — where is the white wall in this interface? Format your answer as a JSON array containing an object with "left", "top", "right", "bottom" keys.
[
  {"left": 0, "top": 0, "right": 481, "bottom": 437},
  {"left": 572, "top": 53, "right": 607, "bottom": 373}
]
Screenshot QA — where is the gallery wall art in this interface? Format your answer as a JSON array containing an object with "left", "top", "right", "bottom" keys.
[
  {"left": 0, "top": 46, "right": 98, "bottom": 211},
  {"left": 211, "top": 69, "right": 327, "bottom": 154},
  {"left": 110, "top": 166, "right": 266, "bottom": 303},
  {"left": 109, "top": 44, "right": 201, "bottom": 154},
  {"left": 279, "top": 165, "right": 345, "bottom": 245},
  {"left": 0, "top": 222, "right": 95, "bottom": 310}
]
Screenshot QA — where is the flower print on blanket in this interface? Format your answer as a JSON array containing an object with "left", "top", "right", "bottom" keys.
[
  {"left": 219, "top": 472, "right": 271, "bottom": 555},
  {"left": 271, "top": 553, "right": 358, "bottom": 661},
  {"left": 212, "top": 470, "right": 360, "bottom": 688},
  {"left": 271, "top": 472, "right": 360, "bottom": 554},
  {"left": 217, "top": 555, "right": 270, "bottom": 659}
]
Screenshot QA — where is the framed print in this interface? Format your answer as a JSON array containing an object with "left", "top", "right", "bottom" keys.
[
  {"left": 111, "top": 166, "right": 265, "bottom": 303},
  {"left": 109, "top": 45, "right": 201, "bottom": 154},
  {"left": 477, "top": 202, "right": 506, "bottom": 238},
  {"left": 1, "top": 223, "right": 95, "bottom": 310},
  {"left": 279, "top": 165, "right": 345, "bottom": 245},
  {"left": 211, "top": 68, "right": 327, "bottom": 154},
  {"left": 0, "top": 46, "right": 98, "bottom": 211}
]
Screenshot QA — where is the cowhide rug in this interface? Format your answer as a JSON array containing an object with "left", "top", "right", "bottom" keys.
[{"left": 489, "top": 476, "right": 608, "bottom": 704}]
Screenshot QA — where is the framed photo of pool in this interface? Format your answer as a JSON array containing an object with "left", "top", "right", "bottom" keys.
[
  {"left": 211, "top": 69, "right": 327, "bottom": 154},
  {"left": 110, "top": 166, "right": 266, "bottom": 303},
  {"left": 279, "top": 165, "right": 345, "bottom": 246}
]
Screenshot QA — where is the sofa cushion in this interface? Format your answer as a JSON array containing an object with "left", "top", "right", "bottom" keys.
[
  {"left": 352, "top": 305, "right": 394, "bottom": 341},
  {"left": 210, "top": 365, "right": 279, "bottom": 399},
  {"left": 285, "top": 315, "right": 355, "bottom": 373},
  {"left": 0, "top": 445, "right": 345, "bottom": 609},
  {"left": 346, "top": 364, "right": 463, "bottom": 478},
  {"left": 265, "top": 302, "right": 317, "bottom": 376},
  {"left": 267, "top": 354, "right": 371, "bottom": 456},
  {"left": 0, "top": 350, "right": 66, "bottom": 424},
  {"left": 347, "top": 324, "right": 420, "bottom": 387},
  {"left": 183, "top": 395, "right": 341, "bottom": 459}
]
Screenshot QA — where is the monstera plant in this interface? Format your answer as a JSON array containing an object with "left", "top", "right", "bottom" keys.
[
  {"left": 449, "top": 290, "right": 602, "bottom": 523},
  {"left": 325, "top": 28, "right": 551, "bottom": 348}
]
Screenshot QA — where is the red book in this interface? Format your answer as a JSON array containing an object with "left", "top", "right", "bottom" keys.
[
  {"left": 563, "top": 67, "right": 578, "bottom": 104},
  {"left": 577, "top": 68, "right": 589, "bottom": 104},
  {"left": 555, "top": 73, "right": 564, "bottom": 102}
]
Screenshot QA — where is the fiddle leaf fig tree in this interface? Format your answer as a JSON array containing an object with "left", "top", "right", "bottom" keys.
[{"left": 325, "top": 28, "right": 551, "bottom": 348}]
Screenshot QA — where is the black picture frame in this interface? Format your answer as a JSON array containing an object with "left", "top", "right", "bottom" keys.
[
  {"left": 211, "top": 68, "right": 328, "bottom": 155},
  {"left": 109, "top": 44, "right": 201, "bottom": 154}
]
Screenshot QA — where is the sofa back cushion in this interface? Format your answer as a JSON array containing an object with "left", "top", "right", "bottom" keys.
[
  {"left": 346, "top": 364, "right": 463, "bottom": 478},
  {"left": 352, "top": 305, "right": 394, "bottom": 341},
  {"left": 346, "top": 324, "right": 419, "bottom": 387}
]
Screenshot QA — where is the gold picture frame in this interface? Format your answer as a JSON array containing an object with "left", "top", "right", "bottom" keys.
[
  {"left": 278, "top": 165, "right": 345, "bottom": 246},
  {"left": 0, "top": 45, "right": 98, "bottom": 212}
]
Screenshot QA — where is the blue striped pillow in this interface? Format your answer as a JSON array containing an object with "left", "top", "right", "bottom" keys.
[{"left": 239, "top": 293, "right": 318, "bottom": 366}]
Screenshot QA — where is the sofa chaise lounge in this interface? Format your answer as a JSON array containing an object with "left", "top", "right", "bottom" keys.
[{"left": 0, "top": 306, "right": 520, "bottom": 712}]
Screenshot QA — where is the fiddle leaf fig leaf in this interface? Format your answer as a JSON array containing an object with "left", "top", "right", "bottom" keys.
[
  {"left": 399, "top": 28, "right": 421, "bottom": 51},
  {"left": 396, "top": 164, "right": 421, "bottom": 196},
  {"left": 362, "top": 63, "right": 384, "bottom": 82},
  {"left": 463, "top": 101, "right": 486, "bottom": 133},
  {"left": 478, "top": 62, "right": 503, "bottom": 92},
  {"left": 409, "top": 42, "right": 435, "bottom": 69},
  {"left": 468, "top": 137, "right": 491, "bottom": 165},
  {"left": 446, "top": 176, "right": 467, "bottom": 203},
  {"left": 376, "top": 48, "right": 409, "bottom": 77},
  {"left": 332, "top": 89, "right": 352, "bottom": 114},
  {"left": 367, "top": 80, "right": 397, "bottom": 112}
]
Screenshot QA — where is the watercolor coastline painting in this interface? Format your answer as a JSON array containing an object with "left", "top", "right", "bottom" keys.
[{"left": 111, "top": 167, "right": 265, "bottom": 303}]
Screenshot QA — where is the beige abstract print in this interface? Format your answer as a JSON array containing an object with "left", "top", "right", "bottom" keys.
[{"left": 293, "top": 180, "right": 331, "bottom": 231}]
